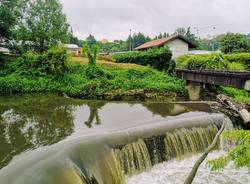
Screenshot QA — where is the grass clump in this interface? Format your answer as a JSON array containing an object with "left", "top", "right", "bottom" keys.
[
  {"left": 176, "top": 54, "right": 247, "bottom": 71},
  {"left": 220, "top": 87, "right": 250, "bottom": 104}
]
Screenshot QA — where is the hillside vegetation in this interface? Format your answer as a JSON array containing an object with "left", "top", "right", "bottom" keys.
[
  {"left": 176, "top": 53, "right": 250, "bottom": 71},
  {"left": 0, "top": 47, "right": 185, "bottom": 100}
]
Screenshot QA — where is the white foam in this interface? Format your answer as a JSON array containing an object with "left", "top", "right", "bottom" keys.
[{"left": 126, "top": 151, "right": 250, "bottom": 184}]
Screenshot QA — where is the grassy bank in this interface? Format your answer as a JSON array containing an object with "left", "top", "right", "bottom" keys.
[
  {"left": 0, "top": 56, "right": 185, "bottom": 101},
  {"left": 220, "top": 87, "right": 250, "bottom": 104}
]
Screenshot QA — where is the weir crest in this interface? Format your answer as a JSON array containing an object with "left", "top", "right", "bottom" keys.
[{"left": 0, "top": 113, "right": 227, "bottom": 184}]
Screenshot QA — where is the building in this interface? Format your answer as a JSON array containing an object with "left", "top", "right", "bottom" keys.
[
  {"left": 100, "top": 38, "right": 109, "bottom": 44},
  {"left": 0, "top": 47, "right": 10, "bottom": 54},
  {"left": 134, "top": 35, "right": 197, "bottom": 59},
  {"left": 64, "top": 44, "right": 81, "bottom": 56},
  {"left": 188, "top": 50, "right": 221, "bottom": 55}
]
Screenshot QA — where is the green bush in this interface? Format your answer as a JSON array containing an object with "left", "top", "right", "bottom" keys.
[
  {"left": 176, "top": 53, "right": 249, "bottom": 71},
  {"left": 224, "top": 53, "right": 250, "bottom": 69},
  {"left": 43, "top": 46, "right": 69, "bottom": 79},
  {"left": 6, "top": 45, "right": 69, "bottom": 79},
  {"left": 0, "top": 63, "right": 185, "bottom": 98},
  {"left": 220, "top": 87, "right": 250, "bottom": 103},
  {"left": 113, "top": 48, "right": 174, "bottom": 72}
]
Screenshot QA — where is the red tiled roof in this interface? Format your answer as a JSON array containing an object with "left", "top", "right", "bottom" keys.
[{"left": 134, "top": 35, "right": 197, "bottom": 50}]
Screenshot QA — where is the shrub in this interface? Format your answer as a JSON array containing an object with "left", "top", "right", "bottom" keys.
[
  {"left": 176, "top": 53, "right": 249, "bottom": 71},
  {"left": 97, "top": 54, "right": 115, "bottom": 62},
  {"left": 220, "top": 87, "right": 250, "bottom": 103},
  {"left": 6, "top": 45, "right": 69, "bottom": 79},
  {"left": 113, "top": 48, "right": 174, "bottom": 72},
  {"left": 85, "top": 65, "right": 113, "bottom": 80},
  {"left": 43, "top": 46, "right": 69, "bottom": 79},
  {"left": 224, "top": 53, "right": 250, "bottom": 69},
  {"left": 83, "top": 44, "right": 98, "bottom": 67}
]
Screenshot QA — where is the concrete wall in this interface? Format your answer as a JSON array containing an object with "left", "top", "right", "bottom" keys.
[
  {"left": 67, "top": 48, "right": 81, "bottom": 56},
  {"left": 165, "top": 39, "right": 189, "bottom": 59}
]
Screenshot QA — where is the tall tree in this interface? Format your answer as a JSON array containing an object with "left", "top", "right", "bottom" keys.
[
  {"left": 185, "top": 27, "right": 196, "bottom": 43},
  {"left": 68, "top": 28, "right": 81, "bottom": 46},
  {"left": 219, "top": 33, "right": 250, "bottom": 54},
  {"left": 174, "top": 27, "right": 186, "bottom": 36},
  {"left": 0, "top": 0, "right": 26, "bottom": 43},
  {"left": 174, "top": 27, "right": 197, "bottom": 43},
  {"left": 12, "top": 0, "right": 69, "bottom": 53},
  {"left": 126, "top": 32, "right": 150, "bottom": 49},
  {"left": 86, "top": 34, "right": 97, "bottom": 46}
]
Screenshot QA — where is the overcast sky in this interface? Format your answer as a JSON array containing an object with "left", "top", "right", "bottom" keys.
[{"left": 60, "top": 0, "right": 250, "bottom": 41}]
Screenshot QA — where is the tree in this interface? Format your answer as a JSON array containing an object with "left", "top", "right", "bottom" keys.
[
  {"left": 12, "top": 0, "right": 69, "bottom": 53},
  {"left": 83, "top": 44, "right": 99, "bottom": 67},
  {"left": 86, "top": 34, "right": 97, "bottom": 46},
  {"left": 174, "top": 27, "right": 186, "bottom": 36},
  {"left": 0, "top": 0, "right": 26, "bottom": 43},
  {"left": 207, "top": 130, "right": 250, "bottom": 172},
  {"left": 126, "top": 32, "right": 151, "bottom": 50},
  {"left": 68, "top": 28, "right": 81, "bottom": 46},
  {"left": 219, "top": 33, "right": 250, "bottom": 54},
  {"left": 185, "top": 27, "right": 196, "bottom": 43},
  {"left": 174, "top": 27, "right": 197, "bottom": 44}
]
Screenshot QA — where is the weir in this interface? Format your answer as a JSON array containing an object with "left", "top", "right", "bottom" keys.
[{"left": 0, "top": 113, "right": 225, "bottom": 184}]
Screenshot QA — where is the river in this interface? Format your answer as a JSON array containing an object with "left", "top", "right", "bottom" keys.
[{"left": 0, "top": 94, "right": 248, "bottom": 184}]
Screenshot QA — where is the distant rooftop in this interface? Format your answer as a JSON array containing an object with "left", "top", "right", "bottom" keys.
[
  {"left": 64, "top": 44, "right": 79, "bottom": 49},
  {"left": 0, "top": 47, "right": 10, "bottom": 53},
  {"left": 188, "top": 50, "right": 221, "bottom": 55},
  {"left": 134, "top": 35, "right": 197, "bottom": 50}
]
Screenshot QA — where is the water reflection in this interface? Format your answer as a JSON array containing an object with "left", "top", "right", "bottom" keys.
[
  {"left": 0, "top": 94, "right": 211, "bottom": 169},
  {"left": 0, "top": 94, "right": 82, "bottom": 168},
  {"left": 84, "top": 101, "right": 106, "bottom": 128}
]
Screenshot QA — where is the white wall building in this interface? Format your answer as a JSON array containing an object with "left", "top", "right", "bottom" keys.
[
  {"left": 134, "top": 35, "right": 197, "bottom": 59},
  {"left": 64, "top": 44, "right": 81, "bottom": 56}
]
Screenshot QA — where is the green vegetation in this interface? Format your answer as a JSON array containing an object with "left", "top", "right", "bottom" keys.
[
  {"left": 176, "top": 53, "right": 249, "bottom": 71},
  {"left": 220, "top": 87, "right": 250, "bottom": 104},
  {"left": 219, "top": 33, "right": 250, "bottom": 54},
  {"left": 176, "top": 54, "right": 250, "bottom": 104},
  {"left": 207, "top": 130, "right": 250, "bottom": 171},
  {"left": 1, "top": 0, "right": 69, "bottom": 54},
  {"left": 0, "top": 47, "right": 185, "bottom": 99},
  {"left": 114, "top": 48, "right": 175, "bottom": 72},
  {"left": 1, "top": 45, "right": 69, "bottom": 79},
  {"left": 0, "top": 0, "right": 26, "bottom": 42}
]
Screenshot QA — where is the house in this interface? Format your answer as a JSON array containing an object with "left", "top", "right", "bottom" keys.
[
  {"left": 0, "top": 47, "right": 10, "bottom": 54},
  {"left": 188, "top": 50, "right": 221, "bottom": 55},
  {"left": 64, "top": 44, "right": 81, "bottom": 56},
  {"left": 100, "top": 38, "right": 108, "bottom": 44},
  {"left": 134, "top": 35, "right": 197, "bottom": 59}
]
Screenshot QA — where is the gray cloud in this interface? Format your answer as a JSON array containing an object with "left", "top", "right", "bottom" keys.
[{"left": 60, "top": 0, "right": 250, "bottom": 41}]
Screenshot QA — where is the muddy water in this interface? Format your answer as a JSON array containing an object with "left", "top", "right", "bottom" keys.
[{"left": 0, "top": 94, "right": 212, "bottom": 169}]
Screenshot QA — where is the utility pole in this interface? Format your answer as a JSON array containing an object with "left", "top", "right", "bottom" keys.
[
  {"left": 129, "top": 29, "right": 132, "bottom": 51},
  {"left": 212, "top": 26, "right": 216, "bottom": 52}
]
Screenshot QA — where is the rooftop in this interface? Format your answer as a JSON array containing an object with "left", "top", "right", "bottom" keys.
[
  {"left": 134, "top": 35, "right": 197, "bottom": 50},
  {"left": 64, "top": 44, "right": 80, "bottom": 49}
]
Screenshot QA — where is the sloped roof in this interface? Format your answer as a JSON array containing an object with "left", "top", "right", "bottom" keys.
[
  {"left": 134, "top": 35, "right": 197, "bottom": 50},
  {"left": 64, "top": 44, "right": 79, "bottom": 49}
]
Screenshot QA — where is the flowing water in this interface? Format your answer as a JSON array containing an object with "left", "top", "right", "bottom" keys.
[
  {"left": 126, "top": 151, "right": 250, "bottom": 184},
  {"left": 0, "top": 94, "right": 248, "bottom": 184}
]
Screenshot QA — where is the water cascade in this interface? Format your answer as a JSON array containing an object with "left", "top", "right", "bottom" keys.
[
  {"left": 0, "top": 113, "right": 225, "bottom": 184},
  {"left": 113, "top": 124, "right": 219, "bottom": 177}
]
